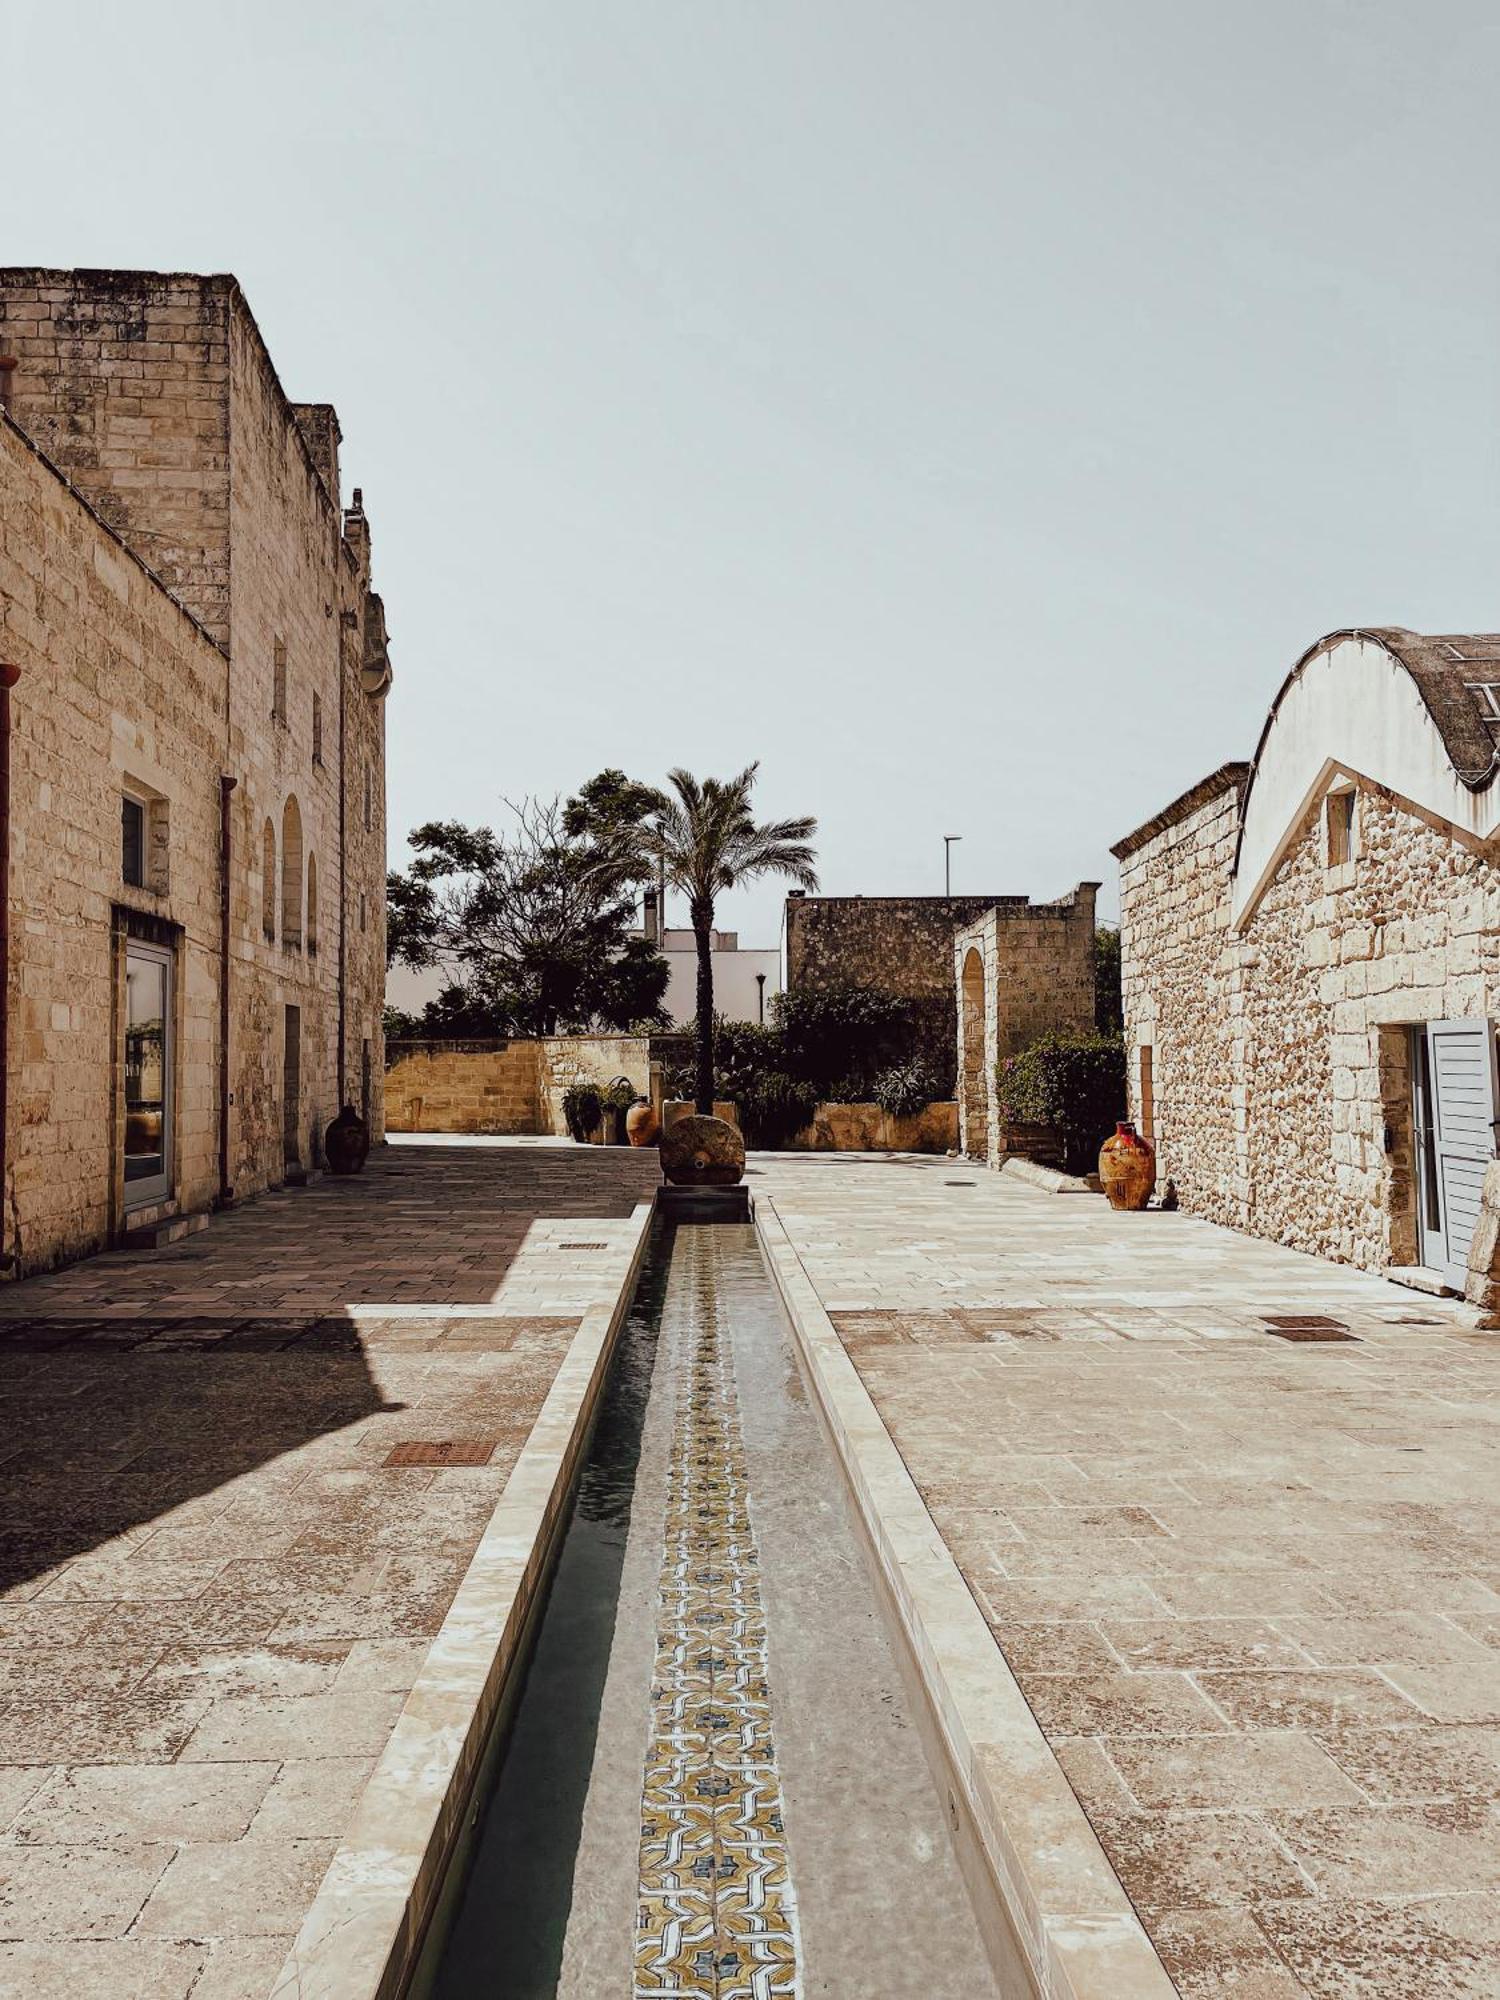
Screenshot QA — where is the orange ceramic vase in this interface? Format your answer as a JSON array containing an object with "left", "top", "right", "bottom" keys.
[
  {"left": 625, "top": 1099, "right": 661, "bottom": 1148},
  {"left": 1098, "top": 1120, "right": 1156, "bottom": 1211}
]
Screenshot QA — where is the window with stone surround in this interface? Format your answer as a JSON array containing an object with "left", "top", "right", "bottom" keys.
[
  {"left": 307, "top": 853, "right": 318, "bottom": 956},
  {"left": 363, "top": 766, "right": 373, "bottom": 833},
  {"left": 312, "top": 691, "right": 323, "bottom": 766},
  {"left": 1326, "top": 787, "right": 1356, "bottom": 872},
  {"left": 262, "top": 819, "right": 277, "bottom": 942},
  {"left": 272, "top": 638, "right": 288, "bottom": 726},
  {"left": 122, "top": 795, "right": 145, "bottom": 887},
  {"left": 122, "top": 783, "right": 169, "bottom": 895},
  {"left": 281, "top": 796, "right": 304, "bottom": 950}
]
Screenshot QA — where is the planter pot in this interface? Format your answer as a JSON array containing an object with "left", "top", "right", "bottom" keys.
[
  {"left": 324, "top": 1105, "right": 371, "bottom": 1177},
  {"left": 625, "top": 1098, "right": 660, "bottom": 1147},
  {"left": 1098, "top": 1120, "right": 1155, "bottom": 1211}
]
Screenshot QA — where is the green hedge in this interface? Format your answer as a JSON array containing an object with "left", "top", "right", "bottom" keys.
[{"left": 994, "top": 1031, "right": 1126, "bottom": 1175}]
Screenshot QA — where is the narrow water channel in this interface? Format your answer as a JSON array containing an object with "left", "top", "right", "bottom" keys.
[{"left": 417, "top": 1219, "right": 999, "bottom": 2000}]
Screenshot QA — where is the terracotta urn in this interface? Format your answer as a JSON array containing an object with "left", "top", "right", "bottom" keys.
[
  {"left": 625, "top": 1097, "right": 660, "bottom": 1148},
  {"left": 659, "top": 1113, "right": 745, "bottom": 1187},
  {"left": 324, "top": 1104, "right": 371, "bottom": 1177},
  {"left": 1098, "top": 1120, "right": 1155, "bottom": 1211}
]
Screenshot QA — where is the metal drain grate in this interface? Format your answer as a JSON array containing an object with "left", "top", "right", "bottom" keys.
[
  {"left": 560, "top": 1241, "right": 608, "bottom": 1251},
  {"left": 384, "top": 1439, "right": 498, "bottom": 1467},
  {"left": 944, "top": 1181, "right": 976, "bottom": 1188},
  {"left": 1261, "top": 1314, "right": 1359, "bottom": 1343}
]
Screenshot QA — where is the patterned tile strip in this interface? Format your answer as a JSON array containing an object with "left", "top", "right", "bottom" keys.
[{"left": 634, "top": 1230, "right": 801, "bottom": 2000}]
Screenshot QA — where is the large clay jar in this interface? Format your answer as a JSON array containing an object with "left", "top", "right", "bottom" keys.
[
  {"left": 659, "top": 1113, "right": 745, "bottom": 1187},
  {"left": 625, "top": 1098, "right": 660, "bottom": 1148},
  {"left": 324, "top": 1104, "right": 371, "bottom": 1177},
  {"left": 1098, "top": 1120, "right": 1156, "bottom": 1211}
]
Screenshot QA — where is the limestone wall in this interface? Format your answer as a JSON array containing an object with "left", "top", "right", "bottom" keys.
[
  {"left": 0, "top": 271, "right": 234, "bottom": 643},
  {"left": 0, "top": 417, "right": 228, "bottom": 1270},
  {"left": 386, "top": 1038, "right": 651, "bottom": 1136},
  {"left": 385, "top": 1043, "right": 543, "bottom": 1135},
  {"left": 536, "top": 1038, "right": 650, "bottom": 1136},
  {"left": 0, "top": 268, "right": 391, "bottom": 1274},
  {"left": 1116, "top": 779, "right": 1246, "bottom": 1228},
  {"left": 953, "top": 886, "right": 1100, "bottom": 1167},
  {"left": 1118, "top": 772, "right": 1500, "bottom": 1271},
  {"left": 785, "top": 1101, "right": 958, "bottom": 1154}
]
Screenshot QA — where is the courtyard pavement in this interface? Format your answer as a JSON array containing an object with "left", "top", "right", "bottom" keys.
[
  {"left": 0, "top": 1139, "right": 658, "bottom": 2000},
  {"left": 756, "top": 1151, "right": 1500, "bottom": 1999}
]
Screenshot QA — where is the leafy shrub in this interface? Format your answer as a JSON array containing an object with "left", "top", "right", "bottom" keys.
[
  {"left": 994, "top": 1031, "right": 1126, "bottom": 1175},
  {"left": 603, "top": 1076, "right": 638, "bottom": 1111},
  {"left": 872, "top": 1059, "right": 940, "bottom": 1120},
  {"left": 773, "top": 984, "right": 915, "bottom": 1099},
  {"left": 562, "top": 1083, "right": 602, "bottom": 1143},
  {"left": 737, "top": 1072, "right": 820, "bottom": 1149}
]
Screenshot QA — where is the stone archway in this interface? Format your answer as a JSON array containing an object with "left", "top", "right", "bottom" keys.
[{"left": 959, "top": 947, "right": 989, "bottom": 1162}]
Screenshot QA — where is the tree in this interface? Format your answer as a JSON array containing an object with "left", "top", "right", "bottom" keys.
[
  {"left": 1094, "top": 925, "right": 1123, "bottom": 1034},
  {"left": 386, "top": 797, "right": 668, "bottom": 1037},
  {"left": 647, "top": 766, "right": 818, "bottom": 1113}
]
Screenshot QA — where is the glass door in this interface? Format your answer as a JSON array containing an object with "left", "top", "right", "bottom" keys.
[{"left": 124, "top": 941, "right": 173, "bottom": 1207}]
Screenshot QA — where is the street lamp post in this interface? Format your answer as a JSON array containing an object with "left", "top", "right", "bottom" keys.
[{"left": 944, "top": 834, "right": 962, "bottom": 899}]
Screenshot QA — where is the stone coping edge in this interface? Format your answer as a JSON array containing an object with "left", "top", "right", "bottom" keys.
[
  {"left": 755, "top": 1197, "right": 1176, "bottom": 2000},
  {"left": 999, "top": 1158, "right": 1101, "bottom": 1196},
  {"left": 268, "top": 1198, "right": 657, "bottom": 2000}
]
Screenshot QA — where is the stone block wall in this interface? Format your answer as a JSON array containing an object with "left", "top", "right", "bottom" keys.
[
  {"left": 782, "top": 893, "right": 1012, "bottom": 1083},
  {"left": 536, "top": 1038, "right": 650, "bottom": 1136},
  {"left": 0, "top": 417, "right": 228, "bottom": 1270},
  {"left": 385, "top": 1038, "right": 651, "bottom": 1137},
  {"left": 1116, "top": 774, "right": 1248, "bottom": 1227},
  {"left": 0, "top": 271, "right": 234, "bottom": 643},
  {"left": 0, "top": 268, "right": 391, "bottom": 1275},
  {"left": 385, "top": 1043, "right": 543, "bottom": 1135},
  {"left": 952, "top": 886, "right": 1100, "bottom": 1166},
  {"left": 785, "top": 1101, "right": 959, "bottom": 1154},
  {"left": 1117, "top": 771, "right": 1500, "bottom": 1271}
]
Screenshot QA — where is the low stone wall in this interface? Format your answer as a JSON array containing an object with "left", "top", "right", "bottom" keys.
[
  {"left": 386, "top": 1038, "right": 650, "bottom": 1136},
  {"left": 787, "top": 1101, "right": 957, "bottom": 1155}
]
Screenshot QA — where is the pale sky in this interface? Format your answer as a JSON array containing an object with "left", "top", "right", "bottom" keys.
[{"left": 12, "top": 1, "right": 1500, "bottom": 942}]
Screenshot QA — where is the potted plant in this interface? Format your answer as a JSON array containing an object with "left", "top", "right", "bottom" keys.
[{"left": 562, "top": 1083, "right": 603, "bottom": 1144}]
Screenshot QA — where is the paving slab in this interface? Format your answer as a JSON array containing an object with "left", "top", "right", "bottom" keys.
[
  {"left": 757, "top": 1150, "right": 1500, "bottom": 1998},
  {"left": 0, "top": 1138, "right": 657, "bottom": 1990}
]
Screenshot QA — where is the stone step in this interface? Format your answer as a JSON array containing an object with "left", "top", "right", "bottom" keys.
[{"left": 119, "top": 1212, "right": 211, "bottom": 1252}]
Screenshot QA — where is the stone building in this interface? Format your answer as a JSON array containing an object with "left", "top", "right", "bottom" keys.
[
  {"left": 1115, "top": 627, "right": 1500, "bottom": 1290},
  {"left": 951, "top": 888, "right": 1100, "bottom": 1165},
  {"left": 781, "top": 892, "right": 1027, "bottom": 1083},
  {"left": 0, "top": 268, "right": 390, "bottom": 1276}
]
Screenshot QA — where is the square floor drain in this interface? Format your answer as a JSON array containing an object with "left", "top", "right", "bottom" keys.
[
  {"left": 384, "top": 1439, "right": 497, "bottom": 1467},
  {"left": 1261, "top": 1314, "right": 1358, "bottom": 1342}
]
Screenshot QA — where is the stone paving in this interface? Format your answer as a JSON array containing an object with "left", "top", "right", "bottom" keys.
[
  {"left": 0, "top": 1138, "right": 658, "bottom": 1999},
  {"left": 755, "top": 1151, "right": 1500, "bottom": 1999}
]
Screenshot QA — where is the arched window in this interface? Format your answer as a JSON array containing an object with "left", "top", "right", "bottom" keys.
[
  {"left": 281, "top": 795, "right": 303, "bottom": 949},
  {"left": 306, "top": 853, "right": 318, "bottom": 957},
  {"left": 261, "top": 819, "right": 277, "bottom": 942}
]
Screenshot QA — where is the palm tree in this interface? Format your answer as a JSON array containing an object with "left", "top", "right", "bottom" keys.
[{"left": 649, "top": 766, "right": 818, "bottom": 1114}]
